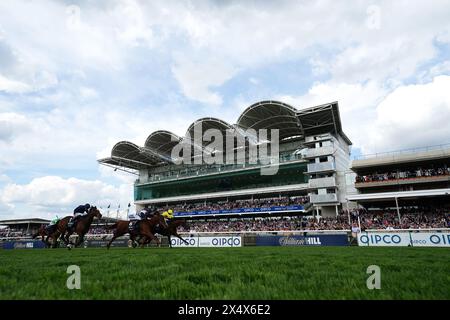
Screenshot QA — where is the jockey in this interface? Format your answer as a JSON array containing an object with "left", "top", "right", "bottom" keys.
[
  {"left": 138, "top": 206, "right": 150, "bottom": 219},
  {"left": 162, "top": 209, "right": 174, "bottom": 224},
  {"left": 68, "top": 203, "right": 91, "bottom": 228},
  {"left": 128, "top": 211, "right": 141, "bottom": 233},
  {"left": 50, "top": 215, "right": 60, "bottom": 225},
  {"left": 128, "top": 210, "right": 140, "bottom": 221},
  {"left": 46, "top": 215, "right": 60, "bottom": 233}
]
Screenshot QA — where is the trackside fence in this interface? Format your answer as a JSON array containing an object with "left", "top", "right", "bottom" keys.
[
  {"left": 357, "top": 229, "right": 450, "bottom": 247},
  {"left": 1, "top": 229, "right": 449, "bottom": 248}
]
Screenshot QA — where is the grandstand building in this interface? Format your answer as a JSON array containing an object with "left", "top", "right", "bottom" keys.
[
  {"left": 348, "top": 144, "right": 450, "bottom": 216},
  {"left": 98, "top": 101, "right": 353, "bottom": 218}
]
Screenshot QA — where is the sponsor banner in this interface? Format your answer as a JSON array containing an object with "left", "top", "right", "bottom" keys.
[
  {"left": 256, "top": 235, "right": 349, "bottom": 246},
  {"left": 410, "top": 233, "right": 450, "bottom": 247},
  {"left": 2, "top": 240, "right": 46, "bottom": 249},
  {"left": 171, "top": 236, "right": 242, "bottom": 247},
  {"left": 357, "top": 232, "right": 450, "bottom": 247},
  {"left": 198, "top": 236, "right": 242, "bottom": 247},
  {"left": 357, "top": 232, "right": 411, "bottom": 247},
  {"left": 175, "top": 205, "right": 304, "bottom": 217},
  {"left": 170, "top": 237, "right": 199, "bottom": 247}
]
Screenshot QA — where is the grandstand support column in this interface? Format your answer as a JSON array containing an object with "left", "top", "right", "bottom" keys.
[
  {"left": 394, "top": 197, "right": 401, "bottom": 223},
  {"left": 335, "top": 205, "right": 338, "bottom": 217}
]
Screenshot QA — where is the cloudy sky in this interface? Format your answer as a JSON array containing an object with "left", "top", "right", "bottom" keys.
[{"left": 1, "top": 0, "right": 450, "bottom": 219}]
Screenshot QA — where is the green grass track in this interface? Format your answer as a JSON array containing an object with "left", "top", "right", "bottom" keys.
[{"left": 0, "top": 247, "right": 449, "bottom": 299}]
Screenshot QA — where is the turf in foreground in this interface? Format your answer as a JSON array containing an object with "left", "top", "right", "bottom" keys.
[{"left": 0, "top": 247, "right": 449, "bottom": 299}]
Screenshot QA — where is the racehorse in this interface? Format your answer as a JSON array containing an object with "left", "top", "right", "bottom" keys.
[
  {"left": 32, "top": 217, "right": 71, "bottom": 248},
  {"left": 32, "top": 225, "right": 58, "bottom": 248},
  {"left": 105, "top": 213, "right": 167, "bottom": 249},
  {"left": 155, "top": 219, "right": 190, "bottom": 248},
  {"left": 63, "top": 206, "right": 102, "bottom": 249}
]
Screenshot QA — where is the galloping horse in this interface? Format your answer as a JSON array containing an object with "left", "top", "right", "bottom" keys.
[
  {"left": 63, "top": 206, "right": 102, "bottom": 249},
  {"left": 32, "top": 225, "right": 58, "bottom": 248},
  {"left": 155, "top": 219, "right": 189, "bottom": 248},
  {"left": 32, "top": 217, "right": 71, "bottom": 248},
  {"left": 106, "top": 214, "right": 167, "bottom": 249}
]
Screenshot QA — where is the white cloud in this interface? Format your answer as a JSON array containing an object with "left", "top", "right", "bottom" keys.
[
  {"left": 0, "top": 112, "right": 32, "bottom": 143},
  {"left": 0, "top": 74, "right": 31, "bottom": 93},
  {"left": 0, "top": 1, "right": 449, "bottom": 219},
  {"left": 279, "top": 76, "right": 450, "bottom": 154},
  {"left": 367, "top": 75, "right": 450, "bottom": 152},
  {"left": 278, "top": 80, "right": 388, "bottom": 150},
  {"left": 280, "top": 81, "right": 387, "bottom": 113},
  {"left": 171, "top": 56, "right": 239, "bottom": 106},
  {"left": 0, "top": 200, "right": 14, "bottom": 217},
  {"left": 1, "top": 176, "right": 133, "bottom": 218}
]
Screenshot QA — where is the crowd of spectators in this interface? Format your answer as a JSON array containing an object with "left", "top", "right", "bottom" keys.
[
  {"left": 175, "top": 207, "right": 449, "bottom": 232},
  {"left": 0, "top": 228, "right": 28, "bottom": 238},
  {"left": 355, "top": 165, "right": 449, "bottom": 183},
  {"left": 156, "top": 196, "right": 309, "bottom": 213},
  {"left": 177, "top": 215, "right": 351, "bottom": 232},
  {"left": 1, "top": 206, "right": 448, "bottom": 240},
  {"left": 352, "top": 207, "right": 449, "bottom": 230}
]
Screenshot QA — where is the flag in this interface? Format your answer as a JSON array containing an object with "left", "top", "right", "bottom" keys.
[{"left": 107, "top": 204, "right": 110, "bottom": 209}]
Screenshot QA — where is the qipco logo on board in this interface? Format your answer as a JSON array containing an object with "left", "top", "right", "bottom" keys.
[
  {"left": 211, "top": 237, "right": 241, "bottom": 247},
  {"left": 358, "top": 233, "right": 410, "bottom": 246},
  {"left": 171, "top": 238, "right": 197, "bottom": 246}
]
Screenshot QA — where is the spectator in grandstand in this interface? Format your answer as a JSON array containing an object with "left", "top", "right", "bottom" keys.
[{"left": 355, "top": 165, "right": 449, "bottom": 183}]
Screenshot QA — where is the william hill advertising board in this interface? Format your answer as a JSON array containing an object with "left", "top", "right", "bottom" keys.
[{"left": 256, "top": 234, "right": 349, "bottom": 246}]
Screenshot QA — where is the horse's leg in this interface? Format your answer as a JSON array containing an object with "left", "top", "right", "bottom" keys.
[
  {"left": 65, "top": 230, "right": 75, "bottom": 249},
  {"left": 59, "top": 230, "right": 66, "bottom": 244},
  {"left": 44, "top": 236, "right": 51, "bottom": 248},
  {"left": 107, "top": 229, "right": 124, "bottom": 249},
  {"left": 137, "top": 235, "right": 147, "bottom": 248},
  {"left": 175, "top": 232, "right": 189, "bottom": 245},
  {"left": 142, "top": 232, "right": 160, "bottom": 247},
  {"left": 107, "top": 234, "right": 117, "bottom": 250},
  {"left": 75, "top": 234, "right": 84, "bottom": 248},
  {"left": 130, "top": 233, "right": 139, "bottom": 248}
]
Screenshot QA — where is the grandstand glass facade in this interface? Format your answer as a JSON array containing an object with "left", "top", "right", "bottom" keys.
[{"left": 134, "top": 162, "right": 308, "bottom": 200}]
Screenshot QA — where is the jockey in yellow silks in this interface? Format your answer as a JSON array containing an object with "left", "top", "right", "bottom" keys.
[{"left": 162, "top": 209, "right": 174, "bottom": 224}]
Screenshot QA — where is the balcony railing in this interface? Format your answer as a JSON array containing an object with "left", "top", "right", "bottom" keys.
[
  {"left": 307, "top": 161, "right": 335, "bottom": 173},
  {"left": 304, "top": 146, "right": 334, "bottom": 159},
  {"left": 308, "top": 176, "right": 336, "bottom": 189},
  {"left": 309, "top": 193, "right": 338, "bottom": 203}
]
